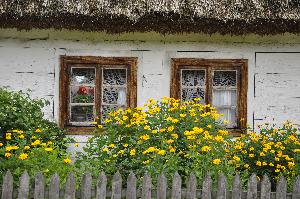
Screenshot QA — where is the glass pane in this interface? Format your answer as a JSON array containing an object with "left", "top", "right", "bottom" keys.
[
  {"left": 103, "top": 68, "right": 127, "bottom": 85},
  {"left": 71, "top": 86, "right": 94, "bottom": 103},
  {"left": 218, "top": 108, "right": 237, "bottom": 127},
  {"left": 71, "top": 68, "right": 95, "bottom": 85},
  {"left": 213, "top": 70, "right": 237, "bottom": 87},
  {"left": 181, "top": 70, "right": 205, "bottom": 87},
  {"left": 70, "top": 105, "right": 94, "bottom": 123},
  {"left": 181, "top": 88, "right": 205, "bottom": 102},
  {"left": 212, "top": 90, "right": 237, "bottom": 107},
  {"left": 101, "top": 105, "right": 119, "bottom": 122},
  {"left": 102, "top": 87, "right": 127, "bottom": 105}
]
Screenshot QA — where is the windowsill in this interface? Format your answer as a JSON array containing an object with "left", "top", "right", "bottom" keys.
[{"left": 65, "top": 127, "right": 95, "bottom": 135}]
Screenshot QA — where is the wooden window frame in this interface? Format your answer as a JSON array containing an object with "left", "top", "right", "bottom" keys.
[
  {"left": 171, "top": 58, "right": 248, "bottom": 135},
  {"left": 60, "top": 56, "right": 137, "bottom": 134}
]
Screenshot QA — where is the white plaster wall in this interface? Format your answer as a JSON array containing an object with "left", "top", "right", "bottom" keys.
[{"left": 0, "top": 31, "right": 300, "bottom": 147}]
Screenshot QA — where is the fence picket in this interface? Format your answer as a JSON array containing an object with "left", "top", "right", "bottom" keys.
[
  {"left": 186, "top": 173, "right": 197, "bottom": 199},
  {"left": 1, "top": 170, "right": 13, "bottom": 199},
  {"left": 112, "top": 171, "right": 122, "bottom": 199},
  {"left": 260, "top": 174, "right": 271, "bottom": 199},
  {"left": 292, "top": 175, "right": 300, "bottom": 199},
  {"left": 126, "top": 172, "right": 137, "bottom": 199},
  {"left": 247, "top": 173, "right": 257, "bottom": 199},
  {"left": 202, "top": 174, "right": 212, "bottom": 199},
  {"left": 34, "top": 172, "right": 45, "bottom": 199},
  {"left": 232, "top": 174, "right": 242, "bottom": 199},
  {"left": 217, "top": 173, "right": 227, "bottom": 199},
  {"left": 64, "top": 172, "right": 76, "bottom": 199},
  {"left": 276, "top": 176, "right": 287, "bottom": 199},
  {"left": 17, "top": 170, "right": 30, "bottom": 199},
  {"left": 172, "top": 172, "right": 182, "bottom": 199},
  {"left": 96, "top": 172, "right": 107, "bottom": 199},
  {"left": 157, "top": 173, "right": 167, "bottom": 199},
  {"left": 142, "top": 173, "right": 152, "bottom": 199},
  {"left": 81, "top": 172, "right": 92, "bottom": 199},
  {"left": 49, "top": 173, "right": 60, "bottom": 199}
]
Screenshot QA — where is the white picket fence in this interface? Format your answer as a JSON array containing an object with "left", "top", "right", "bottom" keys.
[{"left": 1, "top": 170, "right": 300, "bottom": 199}]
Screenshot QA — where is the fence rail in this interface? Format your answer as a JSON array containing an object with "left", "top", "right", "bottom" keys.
[{"left": 1, "top": 170, "right": 300, "bottom": 199}]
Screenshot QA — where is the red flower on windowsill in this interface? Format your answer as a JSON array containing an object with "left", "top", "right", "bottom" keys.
[{"left": 78, "top": 86, "right": 88, "bottom": 95}]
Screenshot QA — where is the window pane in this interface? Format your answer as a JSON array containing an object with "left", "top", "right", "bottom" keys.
[
  {"left": 102, "top": 87, "right": 127, "bottom": 105},
  {"left": 181, "top": 88, "right": 205, "bottom": 102},
  {"left": 212, "top": 90, "right": 237, "bottom": 107},
  {"left": 71, "top": 68, "right": 95, "bottom": 85},
  {"left": 101, "top": 105, "right": 119, "bottom": 122},
  {"left": 71, "top": 86, "right": 95, "bottom": 103},
  {"left": 213, "top": 71, "right": 237, "bottom": 87},
  {"left": 181, "top": 70, "right": 205, "bottom": 87},
  {"left": 70, "top": 105, "right": 94, "bottom": 123},
  {"left": 103, "top": 68, "right": 127, "bottom": 85},
  {"left": 218, "top": 108, "right": 237, "bottom": 127}
]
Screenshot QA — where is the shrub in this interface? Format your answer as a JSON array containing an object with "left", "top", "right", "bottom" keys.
[
  {"left": 76, "top": 97, "right": 236, "bottom": 185},
  {"left": 231, "top": 122, "right": 300, "bottom": 189},
  {"left": 0, "top": 88, "right": 67, "bottom": 149},
  {"left": 0, "top": 128, "right": 75, "bottom": 184}
]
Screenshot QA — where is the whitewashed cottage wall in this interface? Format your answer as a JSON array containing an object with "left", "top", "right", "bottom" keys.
[{"left": 0, "top": 29, "right": 300, "bottom": 150}]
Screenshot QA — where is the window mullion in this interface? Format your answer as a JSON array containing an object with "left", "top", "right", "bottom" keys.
[
  {"left": 95, "top": 66, "right": 102, "bottom": 123},
  {"left": 206, "top": 66, "right": 213, "bottom": 105}
]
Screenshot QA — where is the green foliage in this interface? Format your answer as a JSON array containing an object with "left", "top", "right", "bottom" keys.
[
  {"left": 76, "top": 97, "right": 237, "bottom": 186},
  {"left": 0, "top": 88, "right": 67, "bottom": 148}
]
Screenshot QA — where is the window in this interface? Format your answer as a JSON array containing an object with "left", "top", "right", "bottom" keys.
[
  {"left": 171, "top": 58, "right": 247, "bottom": 132},
  {"left": 60, "top": 56, "right": 137, "bottom": 133}
]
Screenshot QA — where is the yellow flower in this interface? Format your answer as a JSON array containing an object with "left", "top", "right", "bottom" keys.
[
  {"left": 249, "top": 154, "right": 254, "bottom": 158},
  {"left": 275, "top": 169, "right": 280, "bottom": 173},
  {"left": 98, "top": 125, "right": 103, "bottom": 129},
  {"left": 0, "top": 143, "right": 3, "bottom": 147},
  {"left": 123, "top": 144, "right": 129, "bottom": 148},
  {"left": 167, "top": 126, "right": 174, "bottom": 132},
  {"left": 113, "top": 154, "right": 118, "bottom": 158},
  {"left": 275, "top": 157, "right": 280, "bottom": 161},
  {"left": 5, "top": 153, "right": 11, "bottom": 158},
  {"left": 288, "top": 162, "right": 295, "bottom": 168},
  {"left": 179, "top": 114, "right": 186, "bottom": 118},
  {"left": 19, "top": 153, "right": 28, "bottom": 160},
  {"left": 157, "top": 150, "right": 166, "bottom": 155},
  {"left": 102, "top": 147, "right": 109, "bottom": 152},
  {"left": 130, "top": 149, "right": 136, "bottom": 156},
  {"left": 31, "top": 140, "right": 41, "bottom": 146},
  {"left": 294, "top": 149, "right": 300, "bottom": 153},
  {"left": 233, "top": 156, "right": 241, "bottom": 161},
  {"left": 213, "top": 159, "right": 221, "bottom": 165},
  {"left": 244, "top": 164, "right": 250, "bottom": 169},
  {"left": 201, "top": 146, "right": 211, "bottom": 152},
  {"left": 144, "top": 125, "right": 150, "bottom": 130},
  {"left": 256, "top": 161, "right": 262, "bottom": 166},
  {"left": 143, "top": 160, "right": 150, "bottom": 164},
  {"left": 19, "top": 135, "right": 25, "bottom": 139},
  {"left": 269, "top": 163, "right": 274, "bottom": 167},
  {"left": 6, "top": 133, "right": 12, "bottom": 140},
  {"left": 47, "top": 141, "right": 53, "bottom": 145},
  {"left": 262, "top": 162, "right": 267, "bottom": 166},
  {"left": 260, "top": 152, "right": 265, "bottom": 157},
  {"left": 166, "top": 139, "right": 174, "bottom": 144},
  {"left": 24, "top": 146, "right": 30, "bottom": 150},
  {"left": 64, "top": 158, "right": 72, "bottom": 164},
  {"left": 151, "top": 130, "right": 158, "bottom": 134},
  {"left": 223, "top": 120, "right": 229, "bottom": 124},
  {"left": 214, "top": 136, "right": 224, "bottom": 142},
  {"left": 109, "top": 144, "right": 115, "bottom": 148},
  {"left": 35, "top": 129, "right": 42, "bottom": 133},
  {"left": 159, "top": 128, "right": 166, "bottom": 133},
  {"left": 171, "top": 133, "right": 179, "bottom": 139},
  {"left": 169, "top": 146, "right": 176, "bottom": 153},
  {"left": 45, "top": 147, "right": 53, "bottom": 152},
  {"left": 140, "top": 134, "right": 150, "bottom": 141},
  {"left": 74, "top": 143, "right": 80, "bottom": 147},
  {"left": 207, "top": 125, "right": 212, "bottom": 129}
]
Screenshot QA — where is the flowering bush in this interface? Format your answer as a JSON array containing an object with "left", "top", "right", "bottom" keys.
[
  {"left": 231, "top": 122, "right": 300, "bottom": 188},
  {"left": 76, "top": 97, "right": 236, "bottom": 184},
  {"left": 0, "top": 129, "right": 75, "bottom": 184}
]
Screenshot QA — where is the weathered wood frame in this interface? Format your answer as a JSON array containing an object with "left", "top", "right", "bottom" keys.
[
  {"left": 60, "top": 56, "right": 138, "bottom": 134},
  {"left": 171, "top": 58, "right": 248, "bottom": 133}
]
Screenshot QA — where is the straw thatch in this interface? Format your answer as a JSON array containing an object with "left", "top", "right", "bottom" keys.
[{"left": 1, "top": 0, "right": 300, "bottom": 35}]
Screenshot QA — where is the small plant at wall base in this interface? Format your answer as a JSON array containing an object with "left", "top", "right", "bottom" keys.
[{"left": 76, "top": 97, "right": 237, "bottom": 185}]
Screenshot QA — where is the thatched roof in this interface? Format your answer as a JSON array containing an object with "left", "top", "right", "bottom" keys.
[{"left": 1, "top": 0, "right": 300, "bottom": 35}]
